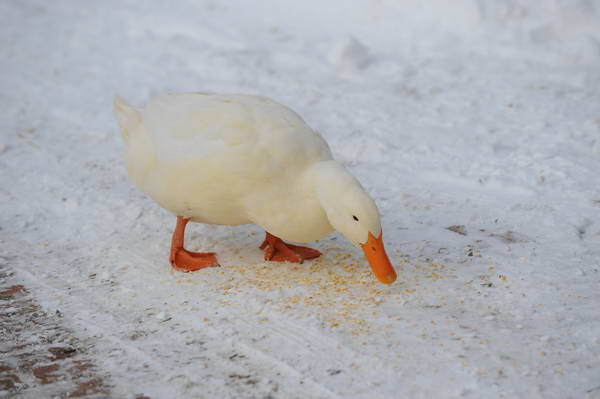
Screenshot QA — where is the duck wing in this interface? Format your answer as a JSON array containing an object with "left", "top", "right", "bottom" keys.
[{"left": 141, "top": 93, "right": 332, "bottom": 171}]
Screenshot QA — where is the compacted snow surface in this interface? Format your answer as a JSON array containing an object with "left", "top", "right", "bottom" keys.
[{"left": 1, "top": 1, "right": 600, "bottom": 398}]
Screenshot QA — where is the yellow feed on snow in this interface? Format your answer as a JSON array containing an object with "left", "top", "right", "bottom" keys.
[{"left": 178, "top": 247, "right": 457, "bottom": 338}]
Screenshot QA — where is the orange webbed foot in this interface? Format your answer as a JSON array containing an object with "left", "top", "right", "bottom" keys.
[
  {"left": 170, "top": 216, "right": 220, "bottom": 272},
  {"left": 170, "top": 248, "right": 219, "bottom": 272},
  {"left": 259, "top": 232, "right": 321, "bottom": 263}
]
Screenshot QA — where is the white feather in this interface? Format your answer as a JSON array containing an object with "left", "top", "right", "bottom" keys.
[{"left": 114, "top": 92, "right": 381, "bottom": 245}]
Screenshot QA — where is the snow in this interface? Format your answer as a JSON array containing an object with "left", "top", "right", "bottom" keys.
[{"left": 1, "top": 0, "right": 600, "bottom": 398}]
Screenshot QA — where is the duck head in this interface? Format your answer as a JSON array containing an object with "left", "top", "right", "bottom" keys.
[{"left": 314, "top": 161, "right": 397, "bottom": 284}]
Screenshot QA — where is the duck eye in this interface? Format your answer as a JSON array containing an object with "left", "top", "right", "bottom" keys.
[{"left": 352, "top": 215, "right": 359, "bottom": 221}]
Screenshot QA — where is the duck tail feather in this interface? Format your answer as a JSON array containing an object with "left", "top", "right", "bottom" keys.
[{"left": 113, "top": 95, "right": 140, "bottom": 143}]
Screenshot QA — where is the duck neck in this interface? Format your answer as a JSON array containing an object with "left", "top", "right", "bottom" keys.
[
  {"left": 247, "top": 161, "right": 338, "bottom": 243},
  {"left": 312, "top": 160, "right": 355, "bottom": 211}
]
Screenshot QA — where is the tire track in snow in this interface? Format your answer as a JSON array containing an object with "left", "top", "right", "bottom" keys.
[
  {"left": 225, "top": 315, "right": 403, "bottom": 398},
  {"left": 0, "top": 265, "right": 112, "bottom": 399},
  {"left": 11, "top": 250, "right": 334, "bottom": 398}
]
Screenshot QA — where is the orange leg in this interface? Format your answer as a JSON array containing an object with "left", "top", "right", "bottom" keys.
[
  {"left": 259, "top": 232, "right": 321, "bottom": 263},
  {"left": 170, "top": 216, "right": 219, "bottom": 272}
]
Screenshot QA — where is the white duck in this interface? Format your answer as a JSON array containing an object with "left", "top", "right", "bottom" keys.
[{"left": 114, "top": 93, "right": 396, "bottom": 284}]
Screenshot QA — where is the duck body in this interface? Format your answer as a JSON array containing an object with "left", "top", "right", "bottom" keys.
[
  {"left": 118, "top": 93, "right": 334, "bottom": 242},
  {"left": 115, "top": 92, "right": 397, "bottom": 284}
]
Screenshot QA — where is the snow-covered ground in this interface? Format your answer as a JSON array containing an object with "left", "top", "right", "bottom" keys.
[{"left": 1, "top": 1, "right": 600, "bottom": 398}]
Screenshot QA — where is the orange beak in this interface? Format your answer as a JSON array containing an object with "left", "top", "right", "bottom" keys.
[{"left": 361, "top": 232, "right": 397, "bottom": 284}]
